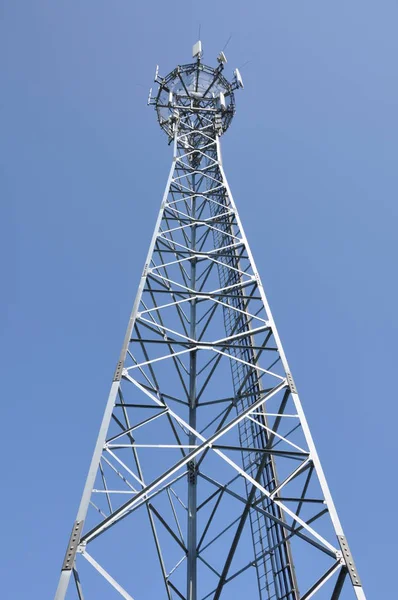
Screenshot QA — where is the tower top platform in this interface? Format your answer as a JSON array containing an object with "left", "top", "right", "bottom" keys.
[{"left": 148, "top": 41, "right": 243, "bottom": 139}]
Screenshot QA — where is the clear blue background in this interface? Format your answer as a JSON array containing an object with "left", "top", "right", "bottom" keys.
[{"left": 1, "top": 1, "right": 397, "bottom": 597}]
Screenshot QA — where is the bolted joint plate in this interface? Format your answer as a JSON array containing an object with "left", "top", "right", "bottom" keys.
[
  {"left": 61, "top": 520, "right": 84, "bottom": 571},
  {"left": 338, "top": 535, "right": 362, "bottom": 587},
  {"left": 142, "top": 263, "right": 150, "bottom": 278},
  {"left": 286, "top": 372, "right": 297, "bottom": 394},
  {"left": 187, "top": 460, "right": 198, "bottom": 484},
  {"left": 113, "top": 360, "right": 124, "bottom": 382}
]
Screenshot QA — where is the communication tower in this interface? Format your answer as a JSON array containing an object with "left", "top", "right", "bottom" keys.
[{"left": 54, "top": 43, "right": 366, "bottom": 600}]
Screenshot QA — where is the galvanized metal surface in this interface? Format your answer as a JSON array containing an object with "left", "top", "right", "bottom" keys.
[{"left": 54, "top": 45, "right": 366, "bottom": 600}]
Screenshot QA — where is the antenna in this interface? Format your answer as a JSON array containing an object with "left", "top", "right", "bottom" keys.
[
  {"left": 234, "top": 68, "right": 244, "bottom": 88},
  {"left": 217, "top": 51, "right": 227, "bottom": 64},
  {"left": 219, "top": 91, "right": 226, "bottom": 111},
  {"left": 222, "top": 33, "right": 232, "bottom": 51},
  {"left": 192, "top": 40, "right": 202, "bottom": 58}
]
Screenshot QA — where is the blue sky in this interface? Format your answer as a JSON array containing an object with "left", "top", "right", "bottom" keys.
[{"left": 1, "top": 1, "right": 397, "bottom": 598}]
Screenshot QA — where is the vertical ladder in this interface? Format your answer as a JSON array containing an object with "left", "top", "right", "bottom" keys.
[{"left": 209, "top": 192, "right": 298, "bottom": 600}]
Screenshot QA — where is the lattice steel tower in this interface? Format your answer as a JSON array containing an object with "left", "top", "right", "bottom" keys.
[{"left": 55, "top": 43, "right": 366, "bottom": 600}]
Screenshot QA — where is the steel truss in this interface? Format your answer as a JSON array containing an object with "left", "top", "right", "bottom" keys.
[{"left": 54, "top": 46, "right": 366, "bottom": 600}]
